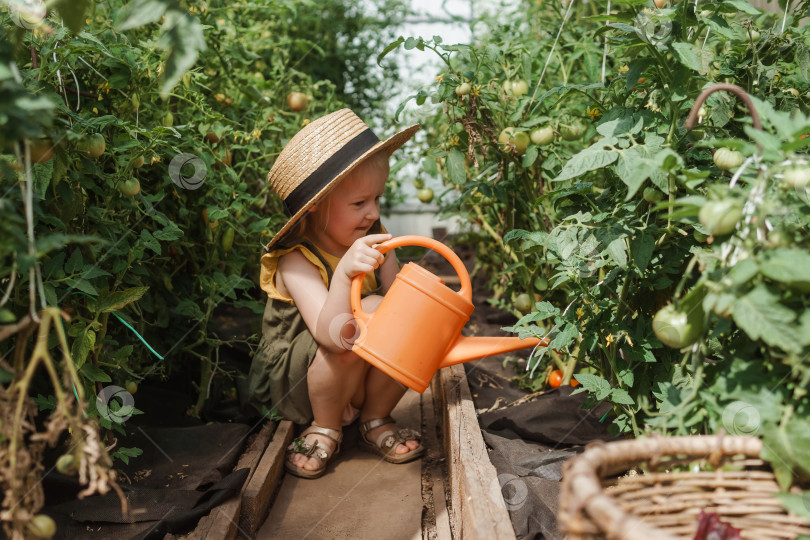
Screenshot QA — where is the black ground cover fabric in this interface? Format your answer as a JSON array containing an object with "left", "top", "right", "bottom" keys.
[
  {"left": 464, "top": 357, "right": 617, "bottom": 540},
  {"left": 40, "top": 383, "right": 254, "bottom": 539}
]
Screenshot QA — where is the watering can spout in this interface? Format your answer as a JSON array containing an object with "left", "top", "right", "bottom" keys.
[{"left": 440, "top": 335, "right": 549, "bottom": 369}]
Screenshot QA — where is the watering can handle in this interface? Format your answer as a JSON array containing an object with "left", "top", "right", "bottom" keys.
[{"left": 350, "top": 235, "right": 473, "bottom": 324}]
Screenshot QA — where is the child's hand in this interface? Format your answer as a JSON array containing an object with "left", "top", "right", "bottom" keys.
[{"left": 338, "top": 234, "right": 392, "bottom": 280}]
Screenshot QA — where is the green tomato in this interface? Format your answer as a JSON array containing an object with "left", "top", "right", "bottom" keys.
[
  {"left": 287, "top": 91, "right": 308, "bottom": 111},
  {"left": 535, "top": 277, "right": 549, "bottom": 291},
  {"left": 77, "top": 134, "right": 105, "bottom": 158},
  {"left": 118, "top": 178, "right": 141, "bottom": 197},
  {"left": 498, "top": 127, "right": 530, "bottom": 155},
  {"left": 643, "top": 187, "right": 663, "bottom": 203},
  {"left": 413, "top": 177, "right": 425, "bottom": 189},
  {"left": 455, "top": 82, "right": 472, "bottom": 96},
  {"left": 652, "top": 304, "right": 703, "bottom": 349},
  {"left": 748, "top": 29, "right": 761, "bottom": 41},
  {"left": 511, "top": 80, "right": 529, "bottom": 97},
  {"left": 28, "top": 515, "right": 56, "bottom": 539},
  {"left": 560, "top": 120, "right": 585, "bottom": 141},
  {"left": 132, "top": 155, "right": 145, "bottom": 169},
  {"left": 514, "top": 293, "right": 533, "bottom": 314},
  {"left": 782, "top": 166, "right": 810, "bottom": 189},
  {"left": 162, "top": 112, "right": 174, "bottom": 128},
  {"left": 125, "top": 380, "right": 138, "bottom": 395},
  {"left": 766, "top": 229, "right": 787, "bottom": 248},
  {"left": 221, "top": 227, "right": 235, "bottom": 252},
  {"left": 530, "top": 126, "right": 554, "bottom": 146},
  {"left": 699, "top": 200, "right": 742, "bottom": 236},
  {"left": 55, "top": 454, "right": 76, "bottom": 475},
  {"left": 713, "top": 147, "right": 744, "bottom": 171},
  {"left": 417, "top": 188, "right": 434, "bottom": 203}
]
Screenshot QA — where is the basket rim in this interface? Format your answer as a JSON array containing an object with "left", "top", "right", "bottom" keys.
[{"left": 558, "top": 434, "right": 809, "bottom": 540}]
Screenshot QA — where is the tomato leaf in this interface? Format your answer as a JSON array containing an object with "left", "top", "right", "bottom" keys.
[
  {"left": 112, "top": 447, "right": 143, "bottom": 466},
  {"left": 553, "top": 137, "right": 618, "bottom": 182},
  {"left": 772, "top": 493, "right": 810, "bottom": 522},
  {"left": 158, "top": 11, "right": 207, "bottom": 98},
  {"left": 630, "top": 232, "right": 655, "bottom": 272},
  {"left": 95, "top": 286, "right": 150, "bottom": 313},
  {"left": 616, "top": 145, "right": 658, "bottom": 199},
  {"left": 671, "top": 42, "right": 702, "bottom": 72},
  {"left": 702, "top": 15, "right": 735, "bottom": 40},
  {"left": 32, "top": 160, "right": 54, "bottom": 199},
  {"left": 153, "top": 223, "right": 183, "bottom": 242},
  {"left": 606, "top": 237, "right": 628, "bottom": 268},
  {"left": 33, "top": 394, "right": 57, "bottom": 412},
  {"left": 67, "top": 278, "right": 99, "bottom": 296},
  {"left": 522, "top": 145, "right": 539, "bottom": 167},
  {"left": 610, "top": 388, "right": 635, "bottom": 405},
  {"left": 71, "top": 328, "right": 96, "bottom": 370},
  {"left": 378, "top": 37, "right": 404, "bottom": 65},
  {"left": 445, "top": 149, "right": 466, "bottom": 185},
  {"left": 759, "top": 248, "right": 810, "bottom": 289},
  {"left": 760, "top": 416, "right": 810, "bottom": 490},
  {"left": 548, "top": 322, "right": 579, "bottom": 351},
  {"left": 722, "top": 0, "right": 760, "bottom": 15},
  {"left": 115, "top": 0, "right": 168, "bottom": 30},
  {"left": 727, "top": 258, "right": 758, "bottom": 286},
  {"left": 732, "top": 286, "right": 801, "bottom": 353},
  {"left": 574, "top": 373, "right": 612, "bottom": 401},
  {"left": 79, "top": 362, "right": 111, "bottom": 383},
  {"left": 140, "top": 230, "right": 161, "bottom": 254}
]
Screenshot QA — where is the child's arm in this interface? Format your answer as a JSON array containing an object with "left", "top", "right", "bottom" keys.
[
  {"left": 378, "top": 250, "right": 399, "bottom": 293},
  {"left": 278, "top": 233, "right": 391, "bottom": 354}
]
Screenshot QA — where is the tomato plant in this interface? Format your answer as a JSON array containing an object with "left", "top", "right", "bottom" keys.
[
  {"left": 0, "top": 0, "right": 407, "bottom": 535},
  {"left": 389, "top": 0, "right": 810, "bottom": 493}
]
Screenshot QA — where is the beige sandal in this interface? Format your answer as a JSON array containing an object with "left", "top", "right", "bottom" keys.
[
  {"left": 358, "top": 416, "right": 425, "bottom": 464},
  {"left": 285, "top": 424, "right": 342, "bottom": 479}
]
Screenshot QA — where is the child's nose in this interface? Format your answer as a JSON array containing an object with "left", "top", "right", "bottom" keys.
[{"left": 366, "top": 203, "right": 380, "bottom": 221}]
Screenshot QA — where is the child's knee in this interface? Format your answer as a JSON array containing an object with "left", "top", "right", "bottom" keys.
[
  {"left": 314, "top": 347, "right": 366, "bottom": 368},
  {"left": 360, "top": 294, "right": 383, "bottom": 313}
]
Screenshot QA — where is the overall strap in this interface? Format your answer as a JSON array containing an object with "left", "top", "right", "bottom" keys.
[
  {"left": 299, "top": 239, "right": 335, "bottom": 286},
  {"left": 298, "top": 220, "right": 386, "bottom": 293}
]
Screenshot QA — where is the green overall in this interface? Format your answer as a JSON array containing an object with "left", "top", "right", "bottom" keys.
[{"left": 248, "top": 225, "right": 385, "bottom": 425}]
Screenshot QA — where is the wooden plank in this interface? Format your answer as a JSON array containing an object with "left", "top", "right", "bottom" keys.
[
  {"left": 239, "top": 419, "right": 294, "bottom": 537},
  {"left": 189, "top": 422, "right": 275, "bottom": 540},
  {"left": 439, "top": 364, "right": 516, "bottom": 540},
  {"left": 421, "top": 380, "right": 453, "bottom": 540}
]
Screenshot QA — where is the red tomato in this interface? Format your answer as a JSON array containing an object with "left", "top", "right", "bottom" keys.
[{"left": 548, "top": 369, "right": 563, "bottom": 388}]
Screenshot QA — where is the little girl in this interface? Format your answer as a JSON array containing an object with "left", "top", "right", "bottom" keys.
[{"left": 249, "top": 109, "right": 424, "bottom": 478}]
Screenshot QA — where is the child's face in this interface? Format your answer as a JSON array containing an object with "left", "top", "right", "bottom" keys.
[{"left": 308, "top": 155, "right": 389, "bottom": 252}]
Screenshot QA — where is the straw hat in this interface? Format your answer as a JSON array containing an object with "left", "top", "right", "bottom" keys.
[{"left": 265, "top": 109, "right": 420, "bottom": 250}]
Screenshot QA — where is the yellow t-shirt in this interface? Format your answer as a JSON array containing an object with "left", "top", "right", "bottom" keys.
[{"left": 260, "top": 241, "right": 382, "bottom": 303}]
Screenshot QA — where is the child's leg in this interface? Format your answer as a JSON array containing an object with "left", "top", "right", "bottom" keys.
[
  {"left": 289, "top": 346, "right": 369, "bottom": 471},
  {"left": 359, "top": 367, "right": 421, "bottom": 455}
]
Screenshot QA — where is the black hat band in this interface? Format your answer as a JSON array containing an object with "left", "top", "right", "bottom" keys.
[{"left": 283, "top": 128, "right": 381, "bottom": 216}]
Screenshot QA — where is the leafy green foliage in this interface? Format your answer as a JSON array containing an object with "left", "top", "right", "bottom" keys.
[
  {"left": 0, "top": 0, "right": 405, "bottom": 455},
  {"left": 409, "top": 0, "right": 810, "bottom": 489}
]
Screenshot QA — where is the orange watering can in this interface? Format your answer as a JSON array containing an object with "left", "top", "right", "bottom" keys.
[{"left": 350, "top": 235, "right": 548, "bottom": 393}]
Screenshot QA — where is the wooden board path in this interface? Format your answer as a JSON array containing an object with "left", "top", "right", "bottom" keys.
[{"left": 187, "top": 364, "right": 513, "bottom": 539}]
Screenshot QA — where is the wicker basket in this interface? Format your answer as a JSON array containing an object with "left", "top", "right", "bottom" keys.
[{"left": 559, "top": 435, "right": 810, "bottom": 540}]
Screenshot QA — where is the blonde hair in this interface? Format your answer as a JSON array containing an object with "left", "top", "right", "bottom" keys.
[{"left": 294, "top": 151, "right": 390, "bottom": 239}]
